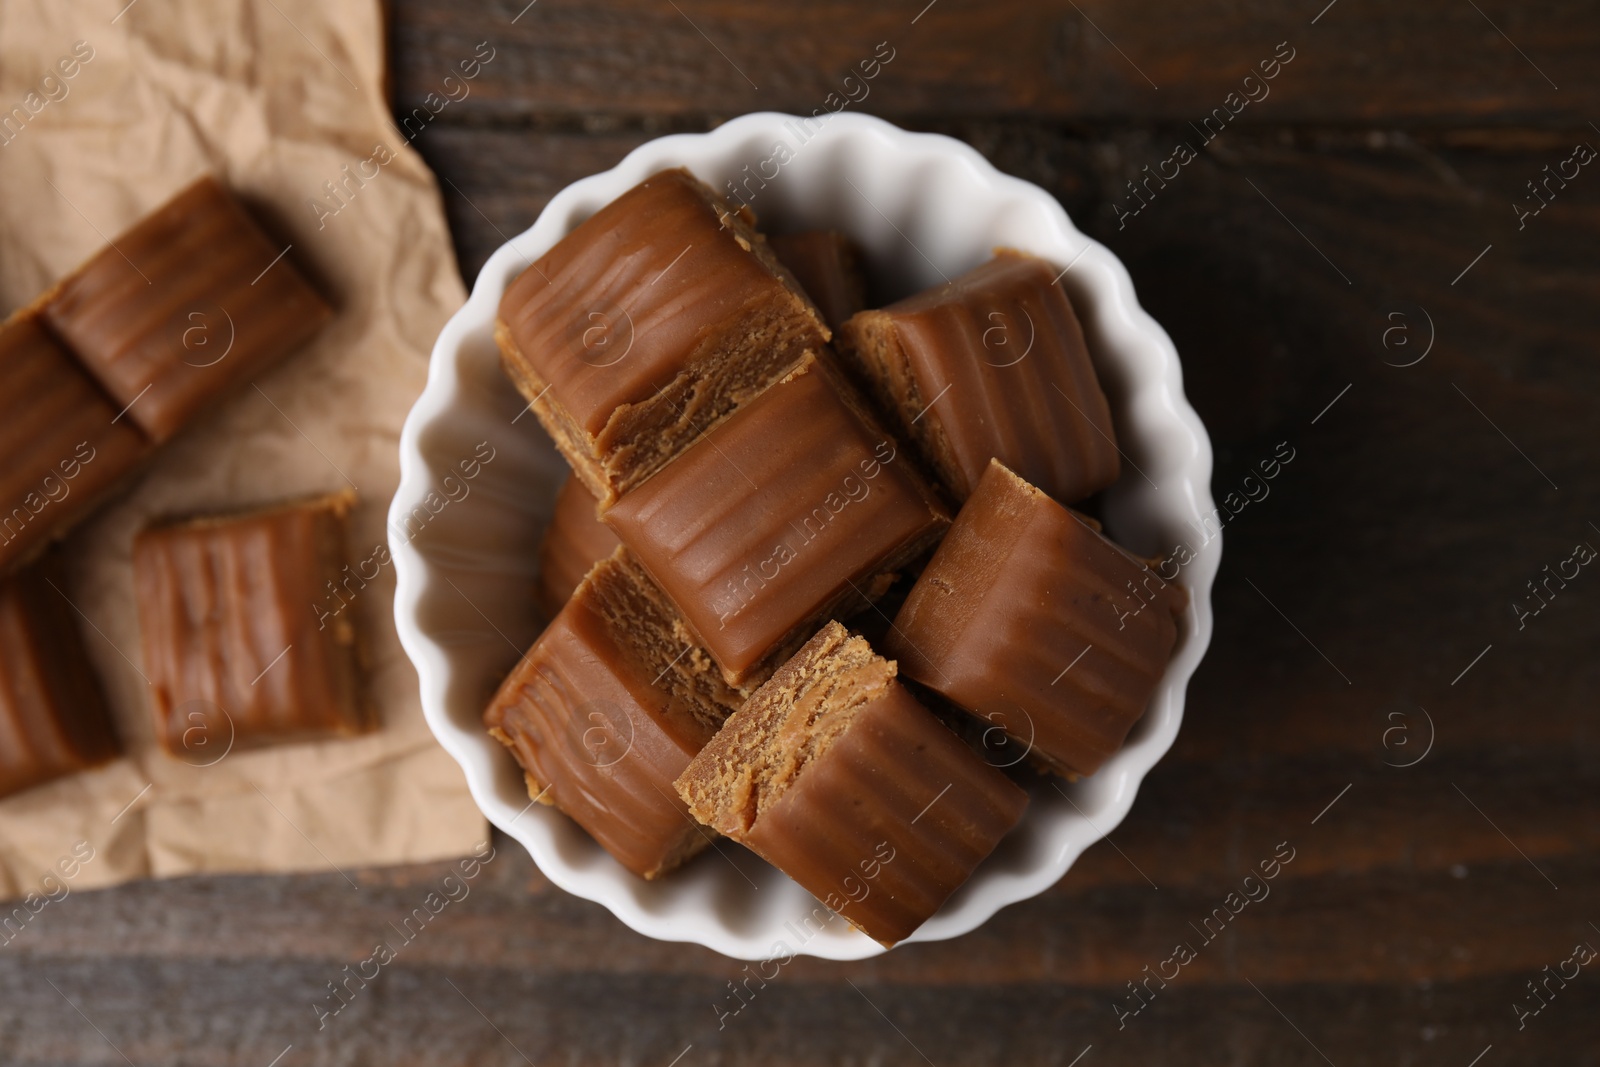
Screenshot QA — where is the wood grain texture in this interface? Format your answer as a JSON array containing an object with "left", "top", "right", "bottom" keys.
[
  {"left": 389, "top": 0, "right": 1600, "bottom": 125},
  {"left": 5, "top": 1, "right": 1599, "bottom": 1064}
]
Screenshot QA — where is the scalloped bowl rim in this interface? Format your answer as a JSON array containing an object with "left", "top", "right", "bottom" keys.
[{"left": 390, "top": 111, "right": 1218, "bottom": 961}]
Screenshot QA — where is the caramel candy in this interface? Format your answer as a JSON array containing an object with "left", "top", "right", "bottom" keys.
[
  {"left": 605, "top": 353, "right": 949, "bottom": 686},
  {"left": 885, "top": 460, "right": 1185, "bottom": 778},
  {"left": 134, "top": 490, "right": 368, "bottom": 755},
  {"left": 677, "top": 622, "right": 1028, "bottom": 945},
  {"left": 535, "top": 476, "right": 619, "bottom": 620},
  {"left": 484, "top": 549, "right": 746, "bottom": 879},
  {"left": 0, "top": 564, "right": 121, "bottom": 798},
  {"left": 838, "top": 250, "right": 1119, "bottom": 504},
  {"left": 0, "top": 311, "right": 151, "bottom": 575},
  {"left": 496, "top": 168, "right": 829, "bottom": 505},
  {"left": 842, "top": 568, "right": 918, "bottom": 650},
  {"left": 43, "top": 175, "right": 332, "bottom": 443},
  {"left": 769, "top": 230, "right": 868, "bottom": 333}
]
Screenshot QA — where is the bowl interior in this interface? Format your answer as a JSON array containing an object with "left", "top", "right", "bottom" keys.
[{"left": 390, "top": 112, "right": 1217, "bottom": 961}]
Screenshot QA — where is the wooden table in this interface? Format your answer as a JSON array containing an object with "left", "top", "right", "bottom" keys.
[{"left": 11, "top": 2, "right": 1600, "bottom": 1063}]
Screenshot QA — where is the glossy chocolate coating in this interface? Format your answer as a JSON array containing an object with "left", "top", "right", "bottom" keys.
[
  {"left": 0, "top": 312, "right": 151, "bottom": 575},
  {"left": 605, "top": 353, "right": 949, "bottom": 685},
  {"left": 484, "top": 549, "right": 744, "bottom": 879},
  {"left": 838, "top": 250, "right": 1120, "bottom": 504},
  {"left": 134, "top": 490, "right": 368, "bottom": 756},
  {"left": 535, "top": 476, "right": 619, "bottom": 620},
  {"left": 0, "top": 564, "right": 121, "bottom": 799},
  {"left": 496, "top": 168, "right": 828, "bottom": 503},
  {"left": 769, "top": 230, "right": 868, "bottom": 333},
  {"left": 885, "top": 460, "right": 1185, "bottom": 778},
  {"left": 43, "top": 175, "right": 332, "bottom": 443},
  {"left": 677, "top": 622, "right": 1027, "bottom": 945}
]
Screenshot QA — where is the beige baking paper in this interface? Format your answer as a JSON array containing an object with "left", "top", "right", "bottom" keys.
[{"left": 0, "top": 0, "right": 487, "bottom": 897}]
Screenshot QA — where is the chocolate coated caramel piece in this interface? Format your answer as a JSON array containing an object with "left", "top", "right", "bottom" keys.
[
  {"left": 43, "top": 175, "right": 333, "bottom": 443},
  {"left": 676, "top": 622, "right": 1028, "bottom": 945},
  {"left": 134, "top": 490, "right": 368, "bottom": 754},
  {"left": 605, "top": 352, "right": 949, "bottom": 686},
  {"left": 535, "top": 476, "right": 619, "bottom": 620},
  {"left": 885, "top": 460, "right": 1186, "bottom": 779},
  {"left": 838, "top": 249, "right": 1120, "bottom": 504},
  {"left": 0, "top": 564, "right": 122, "bottom": 798},
  {"left": 484, "top": 549, "right": 746, "bottom": 879},
  {"left": 496, "top": 168, "right": 829, "bottom": 504},
  {"left": 0, "top": 311, "right": 151, "bottom": 575},
  {"left": 769, "top": 230, "right": 868, "bottom": 333}
]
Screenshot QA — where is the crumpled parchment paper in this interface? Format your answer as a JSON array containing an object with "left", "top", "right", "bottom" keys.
[{"left": 0, "top": 0, "right": 486, "bottom": 897}]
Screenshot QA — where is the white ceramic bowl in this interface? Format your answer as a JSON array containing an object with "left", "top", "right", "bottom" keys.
[{"left": 390, "top": 111, "right": 1218, "bottom": 961}]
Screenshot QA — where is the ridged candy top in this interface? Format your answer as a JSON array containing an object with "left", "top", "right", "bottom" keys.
[
  {"left": 133, "top": 490, "right": 367, "bottom": 755},
  {"left": 0, "top": 311, "right": 150, "bottom": 574},
  {"left": 0, "top": 565, "right": 121, "bottom": 799},
  {"left": 535, "top": 476, "right": 620, "bottom": 621},
  {"left": 677, "top": 622, "right": 1027, "bottom": 945},
  {"left": 43, "top": 175, "right": 332, "bottom": 443},
  {"left": 605, "top": 354, "right": 948, "bottom": 684},
  {"left": 498, "top": 168, "right": 824, "bottom": 437},
  {"left": 484, "top": 550, "right": 743, "bottom": 879},
  {"left": 769, "top": 230, "right": 868, "bottom": 333},
  {"left": 886, "top": 459, "right": 1185, "bottom": 777},
  {"left": 840, "top": 250, "right": 1120, "bottom": 504}
]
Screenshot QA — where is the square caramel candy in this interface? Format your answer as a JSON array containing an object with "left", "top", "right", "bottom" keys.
[
  {"left": 0, "top": 310, "right": 151, "bottom": 575},
  {"left": 484, "top": 548, "right": 746, "bottom": 879},
  {"left": 134, "top": 490, "right": 368, "bottom": 756},
  {"left": 769, "top": 230, "right": 868, "bottom": 333},
  {"left": 495, "top": 168, "right": 828, "bottom": 505},
  {"left": 0, "top": 564, "right": 122, "bottom": 799},
  {"left": 838, "top": 249, "right": 1120, "bottom": 504},
  {"left": 884, "top": 459, "right": 1186, "bottom": 778},
  {"left": 42, "top": 175, "right": 333, "bottom": 443},
  {"left": 534, "top": 476, "right": 619, "bottom": 621},
  {"left": 676, "top": 622, "right": 1028, "bottom": 945},
  {"left": 604, "top": 352, "right": 949, "bottom": 686}
]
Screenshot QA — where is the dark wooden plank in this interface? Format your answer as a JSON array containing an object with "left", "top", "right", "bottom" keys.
[
  {"left": 407, "top": 127, "right": 653, "bottom": 284},
  {"left": 11, "top": 747, "right": 1595, "bottom": 973},
  {"left": 11, "top": 4, "right": 1600, "bottom": 1065},
  {"left": 13, "top": 120, "right": 1592, "bottom": 1067},
  {"left": 390, "top": 0, "right": 1600, "bottom": 126},
  {"left": 7, "top": 847, "right": 1597, "bottom": 1064},
  {"left": 417, "top": 121, "right": 1600, "bottom": 765}
]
